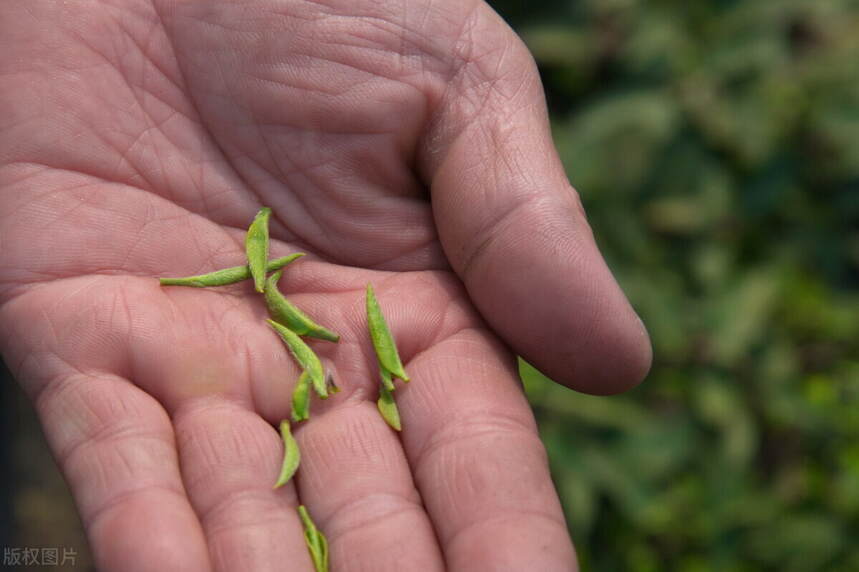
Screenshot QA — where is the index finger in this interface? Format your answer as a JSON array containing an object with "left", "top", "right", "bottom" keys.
[{"left": 396, "top": 328, "right": 577, "bottom": 570}]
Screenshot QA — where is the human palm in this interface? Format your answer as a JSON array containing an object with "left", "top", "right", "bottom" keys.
[{"left": 0, "top": 1, "right": 651, "bottom": 570}]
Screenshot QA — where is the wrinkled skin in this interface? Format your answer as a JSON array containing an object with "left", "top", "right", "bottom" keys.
[{"left": 0, "top": 1, "right": 651, "bottom": 571}]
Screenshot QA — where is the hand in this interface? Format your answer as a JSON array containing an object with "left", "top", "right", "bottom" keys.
[{"left": 0, "top": 1, "right": 650, "bottom": 570}]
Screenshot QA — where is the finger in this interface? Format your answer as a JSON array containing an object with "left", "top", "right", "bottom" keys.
[
  {"left": 173, "top": 397, "right": 314, "bottom": 572},
  {"left": 398, "top": 330, "right": 578, "bottom": 571},
  {"left": 417, "top": 3, "right": 651, "bottom": 394},
  {"left": 28, "top": 371, "right": 211, "bottom": 572},
  {"left": 295, "top": 401, "right": 445, "bottom": 572}
]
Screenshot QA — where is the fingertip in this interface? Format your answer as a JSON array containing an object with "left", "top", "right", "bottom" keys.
[
  {"left": 530, "top": 310, "right": 652, "bottom": 395},
  {"left": 452, "top": 193, "right": 653, "bottom": 396},
  {"left": 589, "top": 303, "right": 653, "bottom": 395}
]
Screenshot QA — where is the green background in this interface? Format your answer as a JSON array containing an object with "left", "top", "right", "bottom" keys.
[{"left": 492, "top": 0, "right": 859, "bottom": 570}]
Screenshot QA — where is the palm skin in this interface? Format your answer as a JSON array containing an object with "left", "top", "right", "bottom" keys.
[{"left": 0, "top": 1, "right": 652, "bottom": 571}]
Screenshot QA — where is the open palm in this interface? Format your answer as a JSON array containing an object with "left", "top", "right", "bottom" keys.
[{"left": 0, "top": 1, "right": 651, "bottom": 570}]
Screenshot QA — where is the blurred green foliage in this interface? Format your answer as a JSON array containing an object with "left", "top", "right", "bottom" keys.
[{"left": 491, "top": 0, "right": 859, "bottom": 569}]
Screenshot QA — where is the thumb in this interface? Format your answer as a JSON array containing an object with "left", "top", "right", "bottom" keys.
[{"left": 418, "top": 5, "right": 651, "bottom": 394}]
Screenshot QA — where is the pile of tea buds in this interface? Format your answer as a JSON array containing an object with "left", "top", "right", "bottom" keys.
[{"left": 159, "top": 207, "right": 412, "bottom": 571}]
